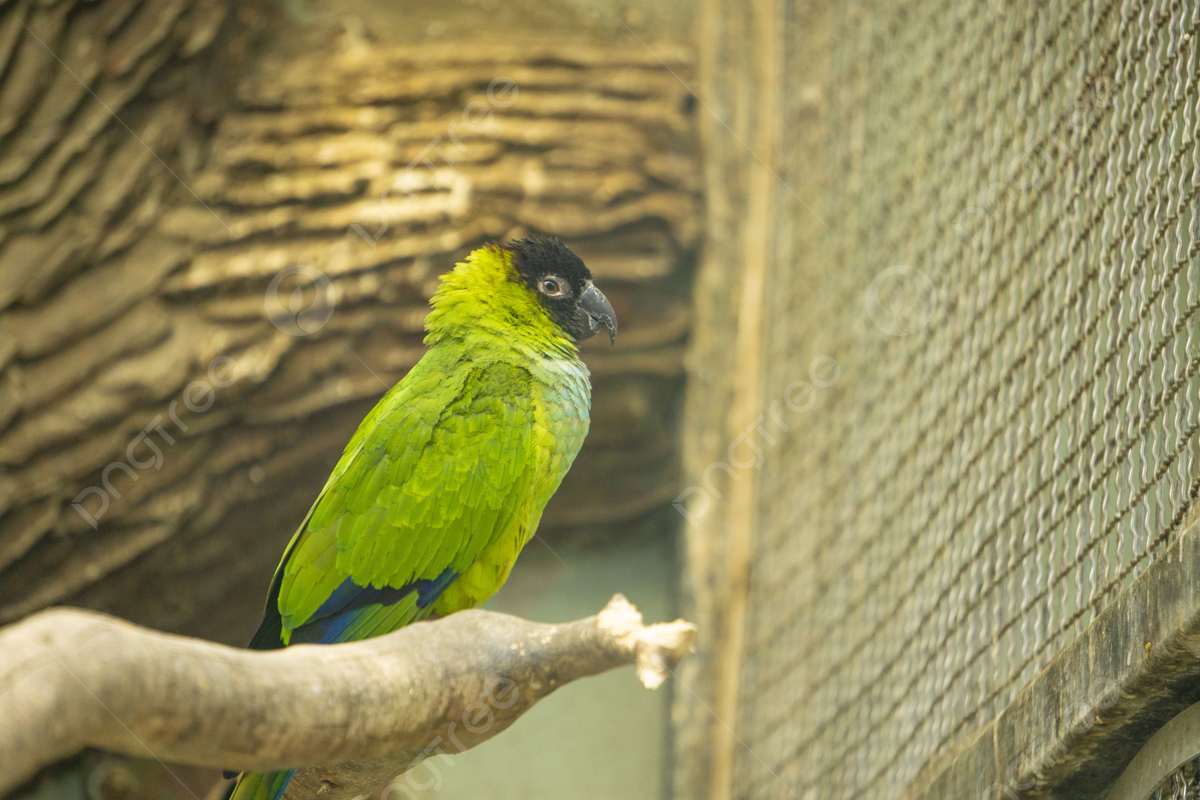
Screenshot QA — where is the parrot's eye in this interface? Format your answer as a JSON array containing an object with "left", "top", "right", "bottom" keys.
[{"left": 539, "top": 276, "right": 567, "bottom": 297}]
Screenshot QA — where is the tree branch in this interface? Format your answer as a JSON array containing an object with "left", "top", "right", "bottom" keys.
[{"left": 0, "top": 595, "right": 695, "bottom": 799}]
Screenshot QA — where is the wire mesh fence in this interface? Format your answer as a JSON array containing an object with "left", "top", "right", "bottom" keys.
[
  {"left": 1148, "top": 757, "right": 1200, "bottom": 800},
  {"left": 736, "top": 0, "right": 1200, "bottom": 796}
]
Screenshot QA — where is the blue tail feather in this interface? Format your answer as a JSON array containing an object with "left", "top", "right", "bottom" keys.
[{"left": 289, "top": 568, "right": 460, "bottom": 645}]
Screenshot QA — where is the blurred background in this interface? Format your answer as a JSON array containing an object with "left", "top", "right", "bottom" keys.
[
  {"left": 0, "top": 1, "right": 697, "bottom": 799},
  {"left": 3, "top": 1, "right": 1200, "bottom": 799}
]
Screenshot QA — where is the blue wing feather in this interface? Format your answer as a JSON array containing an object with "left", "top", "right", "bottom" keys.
[{"left": 288, "top": 567, "right": 460, "bottom": 645}]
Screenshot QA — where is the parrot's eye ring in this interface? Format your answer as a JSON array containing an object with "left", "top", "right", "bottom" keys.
[{"left": 539, "top": 276, "right": 566, "bottom": 297}]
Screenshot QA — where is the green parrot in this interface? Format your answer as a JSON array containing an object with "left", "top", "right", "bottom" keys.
[{"left": 228, "top": 238, "right": 616, "bottom": 800}]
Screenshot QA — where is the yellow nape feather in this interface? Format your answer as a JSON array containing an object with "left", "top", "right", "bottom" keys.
[{"left": 424, "top": 245, "right": 577, "bottom": 358}]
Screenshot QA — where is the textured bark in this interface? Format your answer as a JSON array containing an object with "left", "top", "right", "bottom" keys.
[
  {"left": 0, "top": 0, "right": 699, "bottom": 646},
  {"left": 0, "top": 594, "right": 694, "bottom": 799}
]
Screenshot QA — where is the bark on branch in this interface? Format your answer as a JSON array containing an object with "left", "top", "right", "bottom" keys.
[{"left": 0, "top": 594, "right": 695, "bottom": 799}]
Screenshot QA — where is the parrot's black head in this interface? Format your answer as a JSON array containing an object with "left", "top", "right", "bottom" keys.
[{"left": 507, "top": 237, "right": 617, "bottom": 345}]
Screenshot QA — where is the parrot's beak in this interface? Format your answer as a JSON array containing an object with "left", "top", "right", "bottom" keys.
[{"left": 579, "top": 282, "right": 617, "bottom": 345}]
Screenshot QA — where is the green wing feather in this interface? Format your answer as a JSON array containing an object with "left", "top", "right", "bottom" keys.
[{"left": 271, "top": 353, "right": 539, "bottom": 642}]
